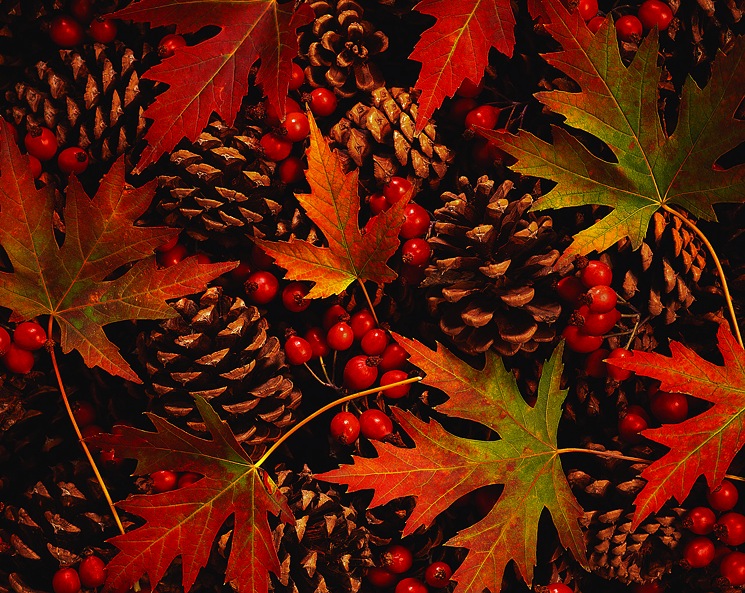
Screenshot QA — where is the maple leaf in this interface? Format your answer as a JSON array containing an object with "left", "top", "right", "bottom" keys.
[
  {"left": 254, "top": 113, "right": 412, "bottom": 299},
  {"left": 480, "top": 1, "right": 745, "bottom": 263},
  {"left": 411, "top": 0, "right": 516, "bottom": 126},
  {"left": 318, "top": 338, "right": 586, "bottom": 593},
  {"left": 113, "top": 0, "right": 314, "bottom": 173},
  {"left": 605, "top": 324, "right": 745, "bottom": 529},
  {"left": 0, "top": 122, "right": 236, "bottom": 382},
  {"left": 89, "top": 396, "right": 293, "bottom": 593}
]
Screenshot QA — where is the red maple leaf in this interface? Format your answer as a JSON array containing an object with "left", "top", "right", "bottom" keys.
[
  {"left": 113, "top": 0, "right": 314, "bottom": 173},
  {"left": 606, "top": 324, "right": 745, "bottom": 528},
  {"left": 89, "top": 397, "right": 292, "bottom": 593},
  {"left": 411, "top": 0, "right": 516, "bottom": 126}
]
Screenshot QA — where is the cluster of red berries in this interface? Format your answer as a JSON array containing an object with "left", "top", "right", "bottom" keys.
[
  {"left": 574, "top": 0, "right": 674, "bottom": 42},
  {"left": 0, "top": 321, "right": 48, "bottom": 375},
  {"left": 557, "top": 260, "right": 634, "bottom": 376},
  {"left": 48, "top": 0, "right": 119, "bottom": 49},
  {"left": 617, "top": 383, "right": 690, "bottom": 444},
  {"left": 147, "top": 469, "right": 202, "bottom": 493},
  {"left": 679, "top": 480, "right": 745, "bottom": 586},
  {"left": 52, "top": 556, "right": 106, "bottom": 593},
  {"left": 366, "top": 543, "right": 453, "bottom": 593},
  {"left": 18, "top": 124, "right": 89, "bottom": 179},
  {"left": 154, "top": 233, "right": 215, "bottom": 269}
]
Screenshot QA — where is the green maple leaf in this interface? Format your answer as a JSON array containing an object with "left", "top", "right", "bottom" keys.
[
  {"left": 481, "top": 1, "right": 745, "bottom": 262},
  {"left": 0, "top": 122, "right": 236, "bottom": 382},
  {"left": 318, "top": 338, "right": 586, "bottom": 593}
]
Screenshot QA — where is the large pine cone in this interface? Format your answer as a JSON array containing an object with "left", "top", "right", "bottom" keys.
[
  {"left": 298, "top": 0, "right": 389, "bottom": 98},
  {"left": 137, "top": 286, "right": 302, "bottom": 461},
  {"left": 423, "top": 175, "right": 563, "bottom": 357},
  {"left": 328, "top": 86, "right": 453, "bottom": 189}
]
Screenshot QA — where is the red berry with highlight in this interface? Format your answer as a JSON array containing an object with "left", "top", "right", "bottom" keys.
[
  {"left": 28, "top": 155, "right": 42, "bottom": 178},
  {"left": 546, "top": 585, "right": 573, "bottom": 593},
  {"left": 366, "top": 567, "right": 396, "bottom": 588},
  {"left": 563, "top": 325, "right": 602, "bottom": 353},
  {"left": 465, "top": 104, "right": 499, "bottom": 130},
  {"left": 150, "top": 469, "right": 178, "bottom": 493},
  {"left": 580, "top": 260, "right": 612, "bottom": 288},
  {"left": 25, "top": 127, "right": 58, "bottom": 161},
  {"left": 50, "top": 15, "right": 85, "bottom": 47},
  {"left": 350, "top": 310, "right": 376, "bottom": 340},
  {"left": 282, "top": 281, "right": 310, "bottom": 312},
  {"left": 52, "top": 568, "right": 81, "bottom": 593},
  {"left": 424, "top": 561, "right": 452, "bottom": 588},
  {"left": 606, "top": 347, "right": 633, "bottom": 381},
  {"left": 304, "top": 327, "right": 330, "bottom": 358},
  {"left": 586, "top": 285, "right": 617, "bottom": 313},
  {"left": 638, "top": 0, "right": 673, "bottom": 31},
  {"left": 330, "top": 411, "right": 360, "bottom": 445},
  {"left": 615, "top": 14, "right": 643, "bottom": 42},
  {"left": 618, "top": 409, "right": 648, "bottom": 444},
  {"left": 382, "top": 544, "right": 413, "bottom": 574},
  {"left": 245, "top": 270, "right": 279, "bottom": 304},
  {"left": 288, "top": 62, "right": 305, "bottom": 90},
  {"left": 380, "top": 343, "right": 409, "bottom": 372},
  {"left": 157, "top": 243, "right": 187, "bottom": 268},
  {"left": 88, "top": 17, "right": 118, "bottom": 43},
  {"left": 684, "top": 507, "right": 716, "bottom": 535},
  {"left": 717, "top": 512, "right": 745, "bottom": 546},
  {"left": 650, "top": 390, "right": 688, "bottom": 424},
  {"left": 683, "top": 536, "right": 716, "bottom": 568},
  {"left": 326, "top": 322, "right": 354, "bottom": 351},
  {"left": 3, "top": 343, "right": 35, "bottom": 374},
  {"left": 278, "top": 156, "right": 304, "bottom": 184},
  {"left": 344, "top": 355, "right": 378, "bottom": 390},
  {"left": 369, "top": 192, "right": 389, "bottom": 214},
  {"left": 309, "top": 88, "right": 337, "bottom": 116},
  {"left": 260, "top": 133, "right": 293, "bottom": 161},
  {"left": 587, "top": 15, "right": 605, "bottom": 33},
  {"left": 577, "top": 0, "right": 599, "bottom": 20},
  {"left": 395, "top": 578, "right": 428, "bottom": 593},
  {"left": 580, "top": 308, "right": 620, "bottom": 336},
  {"left": 400, "top": 204, "right": 430, "bottom": 239},
  {"left": 282, "top": 112, "right": 310, "bottom": 142},
  {"left": 401, "top": 238, "right": 431, "bottom": 266},
  {"left": 177, "top": 472, "right": 201, "bottom": 488},
  {"left": 380, "top": 370, "right": 410, "bottom": 399},
  {"left": 359, "top": 408, "right": 393, "bottom": 440},
  {"left": 383, "top": 176, "right": 412, "bottom": 205},
  {"left": 284, "top": 336, "right": 313, "bottom": 366},
  {"left": 79, "top": 556, "right": 106, "bottom": 588},
  {"left": 158, "top": 33, "right": 186, "bottom": 58},
  {"left": 57, "top": 147, "right": 89, "bottom": 175},
  {"left": 708, "top": 479, "right": 739, "bottom": 511},
  {"left": 14, "top": 321, "right": 47, "bottom": 351},
  {"left": 361, "top": 329, "right": 389, "bottom": 356},
  {"left": 720, "top": 551, "right": 745, "bottom": 585}
]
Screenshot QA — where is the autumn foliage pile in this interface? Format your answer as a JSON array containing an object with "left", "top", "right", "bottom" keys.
[{"left": 0, "top": 0, "right": 744, "bottom": 593}]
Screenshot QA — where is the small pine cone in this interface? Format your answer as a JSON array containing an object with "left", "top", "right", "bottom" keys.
[
  {"left": 269, "top": 466, "right": 372, "bottom": 593},
  {"left": 137, "top": 286, "right": 302, "bottom": 460},
  {"left": 582, "top": 507, "right": 685, "bottom": 585},
  {"left": 423, "top": 176, "right": 563, "bottom": 357},
  {"left": 298, "top": 0, "right": 389, "bottom": 98},
  {"left": 612, "top": 210, "right": 711, "bottom": 324},
  {"left": 329, "top": 86, "right": 454, "bottom": 189}
]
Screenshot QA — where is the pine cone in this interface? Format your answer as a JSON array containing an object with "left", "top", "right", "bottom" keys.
[
  {"left": 422, "top": 175, "right": 563, "bottom": 357},
  {"left": 298, "top": 0, "right": 389, "bottom": 98},
  {"left": 581, "top": 507, "right": 685, "bottom": 585},
  {"left": 328, "top": 86, "right": 453, "bottom": 189},
  {"left": 137, "top": 286, "right": 302, "bottom": 461},
  {"left": 269, "top": 466, "right": 372, "bottom": 593}
]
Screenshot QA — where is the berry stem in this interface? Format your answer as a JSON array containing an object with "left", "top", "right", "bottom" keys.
[
  {"left": 304, "top": 361, "right": 333, "bottom": 387},
  {"left": 254, "top": 376, "right": 422, "bottom": 468},
  {"left": 47, "top": 317, "right": 126, "bottom": 536},
  {"left": 623, "top": 314, "right": 649, "bottom": 350},
  {"left": 357, "top": 279, "right": 380, "bottom": 326},
  {"left": 319, "top": 356, "right": 333, "bottom": 384},
  {"left": 662, "top": 204, "right": 743, "bottom": 347}
]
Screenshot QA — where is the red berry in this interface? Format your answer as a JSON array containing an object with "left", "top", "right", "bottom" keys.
[
  {"left": 88, "top": 17, "right": 117, "bottom": 43},
  {"left": 379, "top": 343, "right": 410, "bottom": 372},
  {"left": 562, "top": 325, "right": 603, "bottom": 353},
  {"left": 586, "top": 285, "right": 617, "bottom": 313},
  {"left": 615, "top": 14, "right": 643, "bottom": 42},
  {"left": 717, "top": 512, "right": 745, "bottom": 546},
  {"left": 150, "top": 469, "right": 178, "bottom": 493},
  {"left": 587, "top": 15, "right": 605, "bottom": 33},
  {"left": 366, "top": 567, "right": 397, "bottom": 588},
  {"left": 157, "top": 243, "right": 187, "bottom": 268},
  {"left": 369, "top": 192, "right": 389, "bottom": 215},
  {"left": 379, "top": 370, "right": 410, "bottom": 399},
  {"left": 584, "top": 347, "right": 610, "bottom": 378},
  {"left": 546, "top": 585, "right": 573, "bottom": 593},
  {"left": 24, "top": 127, "right": 58, "bottom": 161},
  {"left": 424, "top": 561, "right": 452, "bottom": 588},
  {"left": 50, "top": 15, "right": 85, "bottom": 47},
  {"left": 708, "top": 480, "right": 739, "bottom": 512},
  {"left": 449, "top": 97, "right": 478, "bottom": 126},
  {"left": 720, "top": 551, "right": 745, "bottom": 586},
  {"left": 28, "top": 155, "right": 42, "bottom": 178},
  {"left": 618, "top": 409, "right": 648, "bottom": 444},
  {"left": 684, "top": 507, "right": 716, "bottom": 535},
  {"left": 70, "top": 0, "right": 94, "bottom": 22},
  {"left": 395, "top": 578, "right": 428, "bottom": 593},
  {"left": 401, "top": 238, "right": 432, "bottom": 266},
  {"left": 281, "top": 281, "right": 311, "bottom": 312},
  {"left": 3, "top": 343, "right": 35, "bottom": 374},
  {"left": 260, "top": 132, "right": 293, "bottom": 162},
  {"left": 350, "top": 310, "right": 376, "bottom": 340},
  {"left": 284, "top": 335, "right": 313, "bottom": 366},
  {"left": 556, "top": 276, "right": 585, "bottom": 307},
  {"left": 278, "top": 156, "right": 304, "bottom": 184},
  {"left": 323, "top": 304, "right": 349, "bottom": 330},
  {"left": 382, "top": 544, "right": 413, "bottom": 574},
  {"left": 344, "top": 355, "right": 379, "bottom": 390},
  {"left": 605, "top": 347, "right": 634, "bottom": 381},
  {"left": 330, "top": 411, "right": 360, "bottom": 445},
  {"left": 158, "top": 33, "right": 187, "bottom": 58},
  {"left": 304, "top": 327, "right": 330, "bottom": 358},
  {"left": 650, "top": 390, "right": 688, "bottom": 424},
  {"left": 265, "top": 97, "right": 302, "bottom": 125},
  {"left": 580, "top": 260, "right": 612, "bottom": 288},
  {"left": 359, "top": 408, "right": 393, "bottom": 440},
  {"left": 245, "top": 270, "right": 279, "bottom": 304},
  {"left": 465, "top": 104, "right": 499, "bottom": 130},
  {"left": 0, "top": 327, "right": 9, "bottom": 356},
  {"left": 72, "top": 400, "right": 96, "bottom": 429},
  {"left": 79, "top": 556, "right": 106, "bottom": 588},
  {"left": 400, "top": 204, "right": 431, "bottom": 239},
  {"left": 683, "top": 536, "right": 715, "bottom": 568},
  {"left": 57, "top": 147, "right": 89, "bottom": 175},
  {"left": 289, "top": 62, "right": 305, "bottom": 90},
  {"left": 456, "top": 78, "right": 484, "bottom": 98},
  {"left": 580, "top": 308, "right": 620, "bottom": 336},
  {"left": 326, "top": 322, "right": 354, "bottom": 351},
  {"left": 638, "top": 0, "right": 673, "bottom": 31},
  {"left": 177, "top": 472, "right": 201, "bottom": 488},
  {"left": 281, "top": 112, "right": 310, "bottom": 143},
  {"left": 52, "top": 568, "right": 81, "bottom": 593},
  {"left": 361, "top": 329, "right": 389, "bottom": 356},
  {"left": 383, "top": 176, "right": 413, "bottom": 205},
  {"left": 156, "top": 233, "right": 180, "bottom": 253},
  {"left": 309, "top": 88, "right": 337, "bottom": 116},
  {"left": 577, "top": 0, "right": 599, "bottom": 20}
]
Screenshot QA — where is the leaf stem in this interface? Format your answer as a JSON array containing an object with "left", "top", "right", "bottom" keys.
[
  {"left": 661, "top": 204, "right": 743, "bottom": 347},
  {"left": 47, "top": 317, "right": 126, "bottom": 536},
  {"left": 357, "top": 279, "right": 380, "bottom": 326},
  {"left": 254, "top": 376, "right": 422, "bottom": 468}
]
